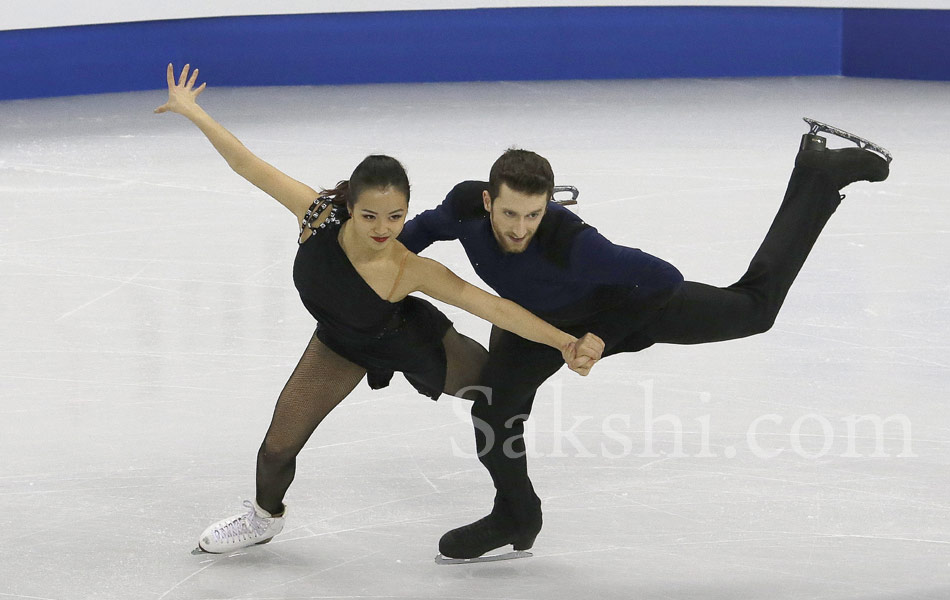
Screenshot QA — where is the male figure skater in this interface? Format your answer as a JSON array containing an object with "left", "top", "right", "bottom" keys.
[{"left": 399, "top": 122, "right": 890, "bottom": 560}]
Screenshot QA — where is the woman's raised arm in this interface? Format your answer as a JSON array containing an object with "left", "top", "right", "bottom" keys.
[{"left": 154, "top": 63, "right": 318, "bottom": 223}]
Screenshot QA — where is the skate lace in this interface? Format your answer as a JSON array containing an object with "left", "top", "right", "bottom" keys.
[{"left": 214, "top": 500, "right": 271, "bottom": 541}]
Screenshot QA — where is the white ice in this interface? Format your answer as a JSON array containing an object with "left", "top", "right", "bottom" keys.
[{"left": 1, "top": 76, "right": 949, "bottom": 600}]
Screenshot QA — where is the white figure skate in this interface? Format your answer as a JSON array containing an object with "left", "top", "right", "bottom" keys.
[{"left": 192, "top": 500, "right": 285, "bottom": 555}]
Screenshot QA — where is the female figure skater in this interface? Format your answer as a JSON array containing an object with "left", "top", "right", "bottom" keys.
[{"left": 154, "top": 64, "right": 604, "bottom": 554}]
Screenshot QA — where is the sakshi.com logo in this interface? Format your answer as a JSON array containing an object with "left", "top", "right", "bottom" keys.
[{"left": 449, "top": 378, "right": 916, "bottom": 460}]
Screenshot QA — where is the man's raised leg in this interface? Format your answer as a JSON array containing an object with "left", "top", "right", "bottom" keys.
[{"left": 644, "top": 128, "right": 889, "bottom": 345}]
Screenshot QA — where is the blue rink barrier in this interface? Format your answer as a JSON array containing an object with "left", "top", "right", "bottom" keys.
[
  {"left": 843, "top": 9, "right": 950, "bottom": 80},
  {"left": 0, "top": 6, "right": 947, "bottom": 100}
]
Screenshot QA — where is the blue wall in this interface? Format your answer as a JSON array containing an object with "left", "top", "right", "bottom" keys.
[
  {"left": 0, "top": 6, "right": 946, "bottom": 101},
  {"left": 843, "top": 9, "right": 950, "bottom": 80}
]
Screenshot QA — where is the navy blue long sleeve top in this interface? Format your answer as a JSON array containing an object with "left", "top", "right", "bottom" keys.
[{"left": 399, "top": 181, "right": 684, "bottom": 324}]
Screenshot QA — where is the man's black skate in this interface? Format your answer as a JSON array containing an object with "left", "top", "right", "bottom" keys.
[
  {"left": 801, "top": 117, "right": 892, "bottom": 163},
  {"left": 437, "top": 510, "right": 541, "bottom": 563},
  {"left": 795, "top": 117, "right": 891, "bottom": 191}
]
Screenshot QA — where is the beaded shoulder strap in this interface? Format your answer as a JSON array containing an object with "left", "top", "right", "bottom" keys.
[{"left": 298, "top": 197, "right": 334, "bottom": 245}]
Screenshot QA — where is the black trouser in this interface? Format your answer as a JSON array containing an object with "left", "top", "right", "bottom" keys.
[{"left": 470, "top": 165, "right": 843, "bottom": 523}]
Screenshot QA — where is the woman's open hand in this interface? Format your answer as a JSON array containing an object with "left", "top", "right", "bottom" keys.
[{"left": 154, "top": 63, "right": 206, "bottom": 116}]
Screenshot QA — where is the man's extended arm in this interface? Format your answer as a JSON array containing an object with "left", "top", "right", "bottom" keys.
[{"left": 399, "top": 182, "right": 481, "bottom": 253}]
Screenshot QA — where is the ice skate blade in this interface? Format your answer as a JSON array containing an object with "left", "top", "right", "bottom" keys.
[
  {"left": 435, "top": 550, "right": 533, "bottom": 565},
  {"left": 802, "top": 117, "right": 893, "bottom": 163},
  {"left": 552, "top": 185, "right": 579, "bottom": 206},
  {"left": 191, "top": 539, "right": 273, "bottom": 555}
]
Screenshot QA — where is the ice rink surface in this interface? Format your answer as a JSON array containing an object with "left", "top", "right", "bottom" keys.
[{"left": 1, "top": 75, "right": 948, "bottom": 599}]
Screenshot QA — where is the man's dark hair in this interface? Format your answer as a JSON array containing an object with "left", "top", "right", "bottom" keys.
[{"left": 487, "top": 148, "right": 555, "bottom": 201}]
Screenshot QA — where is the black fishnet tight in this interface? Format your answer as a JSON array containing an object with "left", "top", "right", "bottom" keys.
[
  {"left": 254, "top": 327, "right": 488, "bottom": 514},
  {"left": 255, "top": 332, "right": 366, "bottom": 514},
  {"left": 441, "top": 327, "right": 489, "bottom": 400}
]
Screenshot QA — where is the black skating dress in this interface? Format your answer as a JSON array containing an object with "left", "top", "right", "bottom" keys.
[{"left": 292, "top": 198, "right": 452, "bottom": 400}]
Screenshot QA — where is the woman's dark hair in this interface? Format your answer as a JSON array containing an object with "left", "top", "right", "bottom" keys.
[
  {"left": 321, "top": 155, "right": 410, "bottom": 208},
  {"left": 488, "top": 148, "right": 555, "bottom": 201}
]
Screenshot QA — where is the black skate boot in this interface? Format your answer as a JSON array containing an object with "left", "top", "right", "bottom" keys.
[
  {"left": 437, "top": 500, "right": 542, "bottom": 563},
  {"left": 795, "top": 117, "right": 890, "bottom": 191}
]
